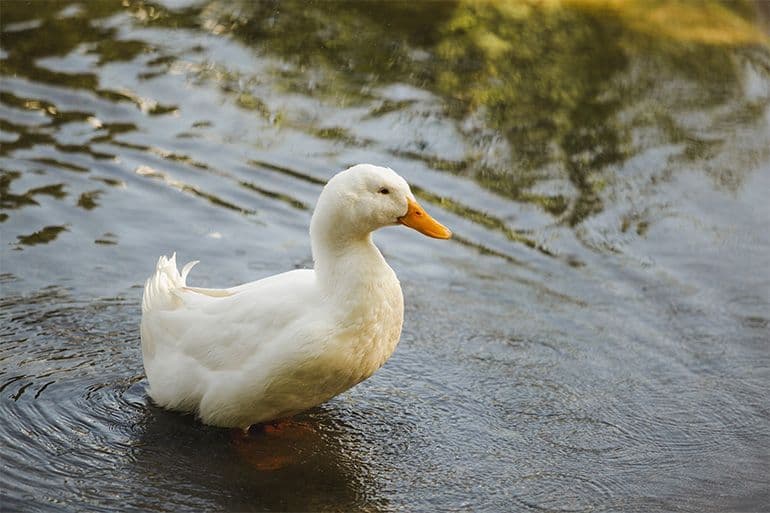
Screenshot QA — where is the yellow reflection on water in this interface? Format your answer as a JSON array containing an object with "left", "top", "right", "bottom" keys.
[{"left": 533, "top": 0, "right": 766, "bottom": 46}]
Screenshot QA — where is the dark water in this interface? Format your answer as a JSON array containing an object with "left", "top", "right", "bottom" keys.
[{"left": 1, "top": 1, "right": 769, "bottom": 511}]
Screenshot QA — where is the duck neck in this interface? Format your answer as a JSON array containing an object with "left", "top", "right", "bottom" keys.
[
  {"left": 309, "top": 183, "right": 395, "bottom": 295},
  {"left": 311, "top": 230, "right": 389, "bottom": 293}
]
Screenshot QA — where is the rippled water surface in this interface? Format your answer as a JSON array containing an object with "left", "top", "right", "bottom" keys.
[{"left": 2, "top": 1, "right": 770, "bottom": 511}]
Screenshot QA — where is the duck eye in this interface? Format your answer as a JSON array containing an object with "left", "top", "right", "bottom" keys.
[{"left": 378, "top": 187, "right": 390, "bottom": 195}]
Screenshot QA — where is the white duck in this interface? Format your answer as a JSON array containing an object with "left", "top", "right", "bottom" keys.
[{"left": 140, "top": 164, "right": 451, "bottom": 428}]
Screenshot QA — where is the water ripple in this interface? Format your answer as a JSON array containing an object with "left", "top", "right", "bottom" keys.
[
  {"left": 511, "top": 472, "right": 617, "bottom": 512},
  {"left": 1, "top": 2, "right": 769, "bottom": 512}
]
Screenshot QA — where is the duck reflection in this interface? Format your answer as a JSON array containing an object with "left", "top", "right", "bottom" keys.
[{"left": 131, "top": 392, "right": 388, "bottom": 513}]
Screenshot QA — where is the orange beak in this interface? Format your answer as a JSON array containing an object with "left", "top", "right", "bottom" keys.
[{"left": 397, "top": 198, "right": 452, "bottom": 239}]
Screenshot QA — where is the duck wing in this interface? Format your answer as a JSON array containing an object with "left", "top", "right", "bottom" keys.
[{"left": 140, "top": 255, "right": 319, "bottom": 407}]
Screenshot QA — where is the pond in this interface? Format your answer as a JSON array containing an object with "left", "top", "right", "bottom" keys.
[{"left": 1, "top": 1, "right": 769, "bottom": 511}]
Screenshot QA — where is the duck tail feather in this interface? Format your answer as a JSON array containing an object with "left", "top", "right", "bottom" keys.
[{"left": 142, "top": 253, "right": 199, "bottom": 313}]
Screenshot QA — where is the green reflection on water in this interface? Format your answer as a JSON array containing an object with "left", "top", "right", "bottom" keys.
[
  {"left": 16, "top": 225, "right": 68, "bottom": 246},
  {"left": 207, "top": 0, "right": 767, "bottom": 223},
  {"left": 1, "top": 0, "right": 768, "bottom": 235}
]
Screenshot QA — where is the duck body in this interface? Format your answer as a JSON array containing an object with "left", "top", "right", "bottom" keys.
[{"left": 140, "top": 164, "right": 450, "bottom": 428}]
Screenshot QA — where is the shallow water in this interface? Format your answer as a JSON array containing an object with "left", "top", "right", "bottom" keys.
[{"left": 1, "top": 1, "right": 769, "bottom": 511}]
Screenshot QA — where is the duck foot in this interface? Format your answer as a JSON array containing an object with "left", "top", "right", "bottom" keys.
[
  {"left": 230, "top": 419, "right": 312, "bottom": 471},
  {"left": 263, "top": 419, "right": 292, "bottom": 434},
  {"left": 242, "top": 419, "right": 292, "bottom": 436}
]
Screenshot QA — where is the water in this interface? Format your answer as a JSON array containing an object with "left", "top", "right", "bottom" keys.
[{"left": 1, "top": 1, "right": 769, "bottom": 511}]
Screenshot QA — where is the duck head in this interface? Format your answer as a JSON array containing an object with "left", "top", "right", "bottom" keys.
[{"left": 310, "top": 164, "right": 452, "bottom": 246}]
